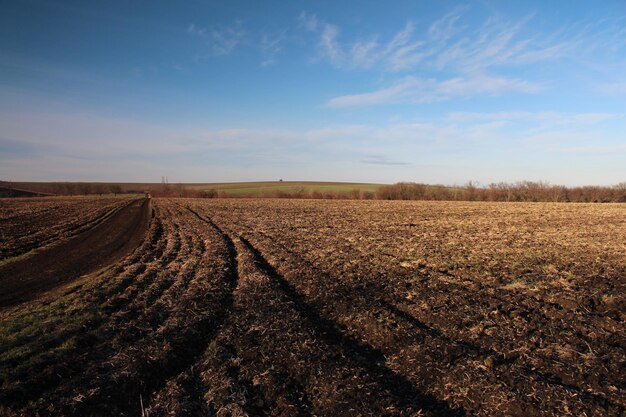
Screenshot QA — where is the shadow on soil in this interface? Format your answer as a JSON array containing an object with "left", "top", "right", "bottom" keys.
[{"left": 239, "top": 236, "right": 466, "bottom": 417}]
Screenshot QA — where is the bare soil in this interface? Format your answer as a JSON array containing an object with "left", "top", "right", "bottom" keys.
[
  {"left": 0, "top": 198, "right": 623, "bottom": 417},
  {"left": 0, "top": 196, "right": 135, "bottom": 260},
  {"left": 0, "top": 198, "right": 149, "bottom": 308}
]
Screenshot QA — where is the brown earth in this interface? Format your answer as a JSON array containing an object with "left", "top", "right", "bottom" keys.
[
  {"left": 0, "top": 187, "right": 53, "bottom": 198},
  {"left": 0, "top": 198, "right": 624, "bottom": 417},
  {"left": 0, "top": 196, "right": 136, "bottom": 260},
  {"left": 0, "top": 198, "right": 150, "bottom": 308}
]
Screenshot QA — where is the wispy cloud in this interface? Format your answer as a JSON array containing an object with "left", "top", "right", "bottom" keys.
[
  {"left": 188, "top": 22, "right": 288, "bottom": 66},
  {"left": 427, "top": 6, "right": 468, "bottom": 42},
  {"left": 299, "top": 8, "right": 586, "bottom": 73},
  {"left": 328, "top": 74, "right": 543, "bottom": 107},
  {"left": 447, "top": 111, "right": 618, "bottom": 125},
  {"left": 563, "top": 144, "right": 626, "bottom": 154},
  {"left": 211, "top": 21, "right": 246, "bottom": 55},
  {"left": 300, "top": 12, "right": 344, "bottom": 65},
  {"left": 187, "top": 21, "right": 246, "bottom": 56},
  {"left": 260, "top": 31, "right": 286, "bottom": 67},
  {"left": 361, "top": 155, "right": 412, "bottom": 166},
  {"left": 384, "top": 22, "right": 430, "bottom": 71},
  {"left": 319, "top": 23, "right": 342, "bottom": 63},
  {"left": 300, "top": 7, "right": 625, "bottom": 107},
  {"left": 298, "top": 11, "right": 319, "bottom": 32},
  {"left": 0, "top": 137, "right": 51, "bottom": 158},
  {"left": 1, "top": 103, "right": 623, "bottom": 184},
  {"left": 328, "top": 78, "right": 420, "bottom": 107},
  {"left": 187, "top": 23, "right": 206, "bottom": 37},
  {"left": 597, "top": 82, "right": 626, "bottom": 95}
]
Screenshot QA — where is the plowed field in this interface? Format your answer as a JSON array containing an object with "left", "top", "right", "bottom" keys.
[
  {"left": 0, "top": 196, "right": 137, "bottom": 261},
  {"left": 1, "top": 198, "right": 624, "bottom": 416}
]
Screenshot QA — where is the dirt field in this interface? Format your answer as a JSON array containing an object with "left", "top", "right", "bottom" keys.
[
  {"left": 0, "top": 197, "right": 149, "bottom": 307},
  {"left": 0, "top": 196, "right": 140, "bottom": 261},
  {"left": 0, "top": 198, "right": 624, "bottom": 416}
]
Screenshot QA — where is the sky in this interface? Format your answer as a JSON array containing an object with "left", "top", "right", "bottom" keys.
[{"left": 0, "top": 0, "right": 625, "bottom": 186}]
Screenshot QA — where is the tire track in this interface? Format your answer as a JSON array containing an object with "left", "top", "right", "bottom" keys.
[
  {"left": 1, "top": 198, "right": 134, "bottom": 261},
  {"left": 30, "top": 206, "right": 241, "bottom": 416},
  {"left": 0, "top": 204, "right": 189, "bottom": 409},
  {"left": 231, "top": 232, "right": 464, "bottom": 416},
  {"left": 0, "top": 208, "right": 167, "bottom": 409},
  {"left": 189, "top": 204, "right": 462, "bottom": 416},
  {"left": 0, "top": 198, "right": 150, "bottom": 308},
  {"left": 243, "top": 226, "right": 622, "bottom": 414}
]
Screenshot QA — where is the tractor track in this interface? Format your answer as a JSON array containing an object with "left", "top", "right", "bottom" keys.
[{"left": 0, "top": 198, "right": 150, "bottom": 308}]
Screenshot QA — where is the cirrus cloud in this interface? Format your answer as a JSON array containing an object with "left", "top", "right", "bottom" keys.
[{"left": 327, "top": 74, "right": 544, "bottom": 107}]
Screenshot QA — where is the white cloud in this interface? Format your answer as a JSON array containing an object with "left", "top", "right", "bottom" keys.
[
  {"left": 303, "top": 125, "right": 370, "bottom": 141},
  {"left": 427, "top": 5, "right": 468, "bottom": 42},
  {"left": 433, "top": 15, "right": 530, "bottom": 71},
  {"left": 563, "top": 144, "right": 626, "bottom": 154},
  {"left": 319, "top": 23, "right": 343, "bottom": 64},
  {"left": 384, "top": 22, "right": 430, "bottom": 71},
  {"left": 437, "top": 74, "right": 543, "bottom": 95},
  {"left": 328, "top": 78, "right": 423, "bottom": 107},
  {"left": 187, "top": 21, "right": 246, "bottom": 56},
  {"left": 299, "top": 11, "right": 319, "bottom": 32},
  {"left": 598, "top": 82, "right": 626, "bottom": 95},
  {"left": 446, "top": 111, "right": 618, "bottom": 125},
  {"left": 327, "top": 74, "right": 544, "bottom": 107},
  {"left": 300, "top": 16, "right": 431, "bottom": 71},
  {"left": 211, "top": 21, "right": 246, "bottom": 55},
  {"left": 2, "top": 105, "right": 624, "bottom": 185},
  {"left": 187, "top": 23, "right": 206, "bottom": 37},
  {"left": 350, "top": 37, "right": 380, "bottom": 69},
  {"left": 300, "top": 8, "right": 586, "bottom": 73},
  {"left": 189, "top": 22, "right": 288, "bottom": 66},
  {"left": 260, "top": 32, "right": 285, "bottom": 67},
  {"left": 435, "top": 14, "right": 585, "bottom": 72},
  {"left": 447, "top": 111, "right": 533, "bottom": 122},
  {"left": 361, "top": 155, "right": 412, "bottom": 166},
  {"left": 299, "top": 7, "right": 612, "bottom": 107}
]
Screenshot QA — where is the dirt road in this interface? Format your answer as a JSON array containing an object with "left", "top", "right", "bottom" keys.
[{"left": 0, "top": 198, "right": 150, "bottom": 308}]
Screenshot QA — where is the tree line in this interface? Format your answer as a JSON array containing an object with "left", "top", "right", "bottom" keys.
[
  {"left": 153, "top": 181, "right": 626, "bottom": 202},
  {"left": 374, "top": 181, "right": 626, "bottom": 202},
  {"left": 3, "top": 180, "right": 625, "bottom": 202}
]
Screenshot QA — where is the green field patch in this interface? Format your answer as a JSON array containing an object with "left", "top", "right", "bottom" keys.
[{"left": 201, "top": 181, "right": 381, "bottom": 196}]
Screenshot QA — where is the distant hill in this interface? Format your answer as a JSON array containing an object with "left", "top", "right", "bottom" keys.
[
  {"left": 2, "top": 181, "right": 383, "bottom": 198},
  {"left": 0, "top": 186, "right": 55, "bottom": 198},
  {"left": 2, "top": 180, "right": 624, "bottom": 202},
  {"left": 183, "top": 181, "right": 381, "bottom": 196}
]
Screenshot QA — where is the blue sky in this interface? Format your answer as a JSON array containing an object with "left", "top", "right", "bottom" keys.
[{"left": 1, "top": 0, "right": 625, "bottom": 185}]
